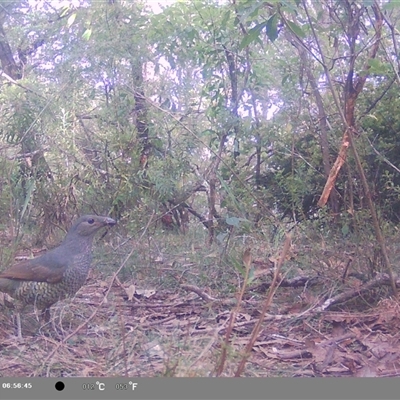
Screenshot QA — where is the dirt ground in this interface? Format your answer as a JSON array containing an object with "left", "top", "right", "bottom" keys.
[
  {"left": 1, "top": 272, "right": 400, "bottom": 377},
  {"left": 1, "top": 230, "right": 400, "bottom": 377}
]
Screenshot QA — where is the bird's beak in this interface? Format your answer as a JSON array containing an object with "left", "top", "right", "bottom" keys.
[{"left": 103, "top": 217, "right": 116, "bottom": 227}]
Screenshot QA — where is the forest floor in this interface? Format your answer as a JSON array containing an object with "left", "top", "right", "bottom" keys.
[{"left": 1, "top": 223, "right": 400, "bottom": 377}]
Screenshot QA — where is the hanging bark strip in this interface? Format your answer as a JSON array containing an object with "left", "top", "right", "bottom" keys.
[
  {"left": 317, "top": 129, "right": 351, "bottom": 208},
  {"left": 318, "top": 2, "right": 383, "bottom": 207}
]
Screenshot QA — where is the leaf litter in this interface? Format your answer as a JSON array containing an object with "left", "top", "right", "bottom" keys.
[{"left": 1, "top": 236, "right": 400, "bottom": 377}]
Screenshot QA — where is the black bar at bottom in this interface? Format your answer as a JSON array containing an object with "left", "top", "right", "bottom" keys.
[{"left": 0, "top": 377, "right": 398, "bottom": 400}]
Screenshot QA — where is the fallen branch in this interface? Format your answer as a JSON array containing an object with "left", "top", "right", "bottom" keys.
[
  {"left": 315, "top": 273, "right": 398, "bottom": 312},
  {"left": 180, "top": 284, "right": 236, "bottom": 305},
  {"left": 251, "top": 275, "right": 324, "bottom": 292}
]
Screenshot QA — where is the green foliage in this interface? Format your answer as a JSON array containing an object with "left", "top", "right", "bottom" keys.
[
  {"left": 0, "top": 0, "right": 397, "bottom": 239},
  {"left": 359, "top": 85, "right": 400, "bottom": 222}
]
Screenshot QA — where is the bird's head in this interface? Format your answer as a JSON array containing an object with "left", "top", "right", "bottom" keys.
[{"left": 65, "top": 215, "right": 116, "bottom": 240}]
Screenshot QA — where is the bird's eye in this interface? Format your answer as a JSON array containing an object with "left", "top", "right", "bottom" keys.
[{"left": 87, "top": 218, "right": 95, "bottom": 224}]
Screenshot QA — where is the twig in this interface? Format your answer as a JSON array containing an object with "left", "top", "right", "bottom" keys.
[
  {"left": 216, "top": 248, "right": 252, "bottom": 376},
  {"left": 235, "top": 233, "right": 292, "bottom": 377},
  {"left": 180, "top": 284, "right": 220, "bottom": 302}
]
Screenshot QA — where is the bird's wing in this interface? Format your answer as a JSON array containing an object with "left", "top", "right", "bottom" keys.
[{"left": 0, "top": 256, "right": 68, "bottom": 284}]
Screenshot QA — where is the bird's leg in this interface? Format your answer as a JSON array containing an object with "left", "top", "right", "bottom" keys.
[
  {"left": 42, "top": 307, "right": 51, "bottom": 323},
  {"left": 38, "top": 307, "right": 53, "bottom": 333},
  {"left": 7, "top": 301, "right": 25, "bottom": 341},
  {"left": 39, "top": 307, "right": 63, "bottom": 339},
  {"left": 15, "top": 312, "right": 23, "bottom": 341}
]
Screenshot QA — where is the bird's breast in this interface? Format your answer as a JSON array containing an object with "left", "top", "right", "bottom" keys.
[{"left": 63, "top": 252, "right": 92, "bottom": 292}]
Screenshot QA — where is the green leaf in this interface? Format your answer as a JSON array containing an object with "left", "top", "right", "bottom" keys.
[
  {"left": 367, "top": 59, "right": 390, "bottom": 75},
  {"left": 366, "top": 114, "right": 378, "bottom": 121},
  {"left": 20, "top": 179, "right": 35, "bottom": 220},
  {"left": 226, "top": 216, "right": 241, "bottom": 227},
  {"left": 220, "top": 10, "right": 231, "bottom": 27},
  {"left": 383, "top": 2, "right": 400, "bottom": 10},
  {"left": 201, "top": 129, "right": 217, "bottom": 137},
  {"left": 280, "top": 0, "right": 299, "bottom": 14},
  {"left": 185, "top": 26, "right": 197, "bottom": 41},
  {"left": 216, "top": 232, "right": 228, "bottom": 243},
  {"left": 247, "top": 267, "right": 255, "bottom": 284},
  {"left": 286, "top": 20, "right": 306, "bottom": 38},
  {"left": 239, "top": 22, "right": 267, "bottom": 49},
  {"left": 282, "top": 74, "right": 290, "bottom": 85},
  {"left": 362, "top": 0, "right": 374, "bottom": 6},
  {"left": 82, "top": 28, "right": 92, "bottom": 41},
  {"left": 67, "top": 13, "right": 76, "bottom": 28},
  {"left": 265, "top": 13, "right": 279, "bottom": 42},
  {"left": 59, "top": 6, "right": 70, "bottom": 17},
  {"left": 367, "top": 59, "right": 381, "bottom": 68}
]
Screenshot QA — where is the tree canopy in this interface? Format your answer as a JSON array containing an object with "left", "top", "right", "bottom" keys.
[{"left": 1, "top": 0, "right": 399, "bottom": 238}]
